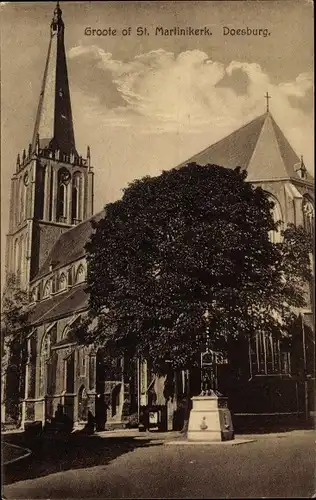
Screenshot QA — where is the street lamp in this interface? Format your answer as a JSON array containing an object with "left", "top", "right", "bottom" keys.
[{"left": 200, "top": 308, "right": 218, "bottom": 396}]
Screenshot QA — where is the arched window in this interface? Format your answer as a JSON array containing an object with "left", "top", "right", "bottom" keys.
[
  {"left": 13, "top": 238, "right": 19, "bottom": 275},
  {"left": 27, "top": 333, "right": 37, "bottom": 400},
  {"left": 20, "top": 236, "right": 26, "bottom": 286},
  {"left": 39, "top": 333, "right": 50, "bottom": 396},
  {"left": 39, "top": 325, "right": 57, "bottom": 397},
  {"left": 267, "top": 194, "right": 283, "bottom": 243},
  {"left": 250, "top": 332, "right": 291, "bottom": 376},
  {"left": 72, "top": 172, "right": 82, "bottom": 224},
  {"left": 20, "top": 183, "right": 25, "bottom": 223},
  {"left": 43, "top": 280, "right": 51, "bottom": 298},
  {"left": 302, "top": 198, "right": 314, "bottom": 237},
  {"left": 57, "top": 168, "right": 70, "bottom": 223},
  {"left": 59, "top": 273, "right": 67, "bottom": 291},
  {"left": 57, "top": 183, "right": 67, "bottom": 222},
  {"left": 78, "top": 385, "right": 88, "bottom": 421},
  {"left": 75, "top": 264, "right": 85, "bottom": 284},
  {"left": 17, "top": 177, "right": 22, "bottom": 224}
]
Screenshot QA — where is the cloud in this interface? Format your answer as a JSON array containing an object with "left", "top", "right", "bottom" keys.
[
  {"left": 278, "top": 73, "right": 313, "bottom": 97},
  {"left": 68, "top": 46, "right": 314, "bottom": 172}
]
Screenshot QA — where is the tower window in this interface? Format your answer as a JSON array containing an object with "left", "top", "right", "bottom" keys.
[
  {"left": 72, "top": 172, "right": 82, "bottom": 224},
  {"left": 56, "top": 168, "right": 70, "bottom": 223}
]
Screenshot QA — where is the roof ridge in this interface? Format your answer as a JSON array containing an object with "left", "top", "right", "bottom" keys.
[
  {"left": 177, "top": 112, "right": 267, "bottom": 168},
  {"left": 32, "top": 209, "right": 105, "bottom": 282}
]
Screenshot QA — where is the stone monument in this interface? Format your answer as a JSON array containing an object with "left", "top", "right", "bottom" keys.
[{"left": 187, "top": 350, "right": 234, "bottom": 441}]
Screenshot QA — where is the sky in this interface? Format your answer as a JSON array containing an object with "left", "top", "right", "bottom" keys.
[{"left": 0, "top": 0, "right": 314, "bottom": 284}]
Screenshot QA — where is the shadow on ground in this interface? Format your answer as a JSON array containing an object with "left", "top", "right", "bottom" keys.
[{"left": 3, "top": 431, "right": 160, "bottom": 486}]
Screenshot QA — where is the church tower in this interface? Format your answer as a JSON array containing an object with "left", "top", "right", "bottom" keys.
[{"left": 6, "top": 3, "right": 94, "bottom": 289}]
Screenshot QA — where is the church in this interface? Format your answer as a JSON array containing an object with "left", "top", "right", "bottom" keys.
[{"left": 3, "top": 3, "right": 314, "bottom": 431}]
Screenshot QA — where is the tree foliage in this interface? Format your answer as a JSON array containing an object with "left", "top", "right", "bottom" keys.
[
  {"left": 1, "top": 273, "right": 33, "bottom": 422},
  {"left": 76, "top": 163, "right": 312, "bottom": 374}
]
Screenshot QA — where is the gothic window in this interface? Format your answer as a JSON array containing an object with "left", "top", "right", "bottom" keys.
[
  {"left": 20, "top": 236, "right": 26, "bottom": 285},
  {"left": 14, "top": 238, "right": 19, "bottom": 275},
  {"left": 72, "top": 172, "right": 82, "bottom": 224},
  {"left": 24, "top": 186, "right": 28, "bottom": 220},
  {"left": 250, "top": 332, "right": 291, "bottom": 376},
  {"left": 49, "top": 169, "right": 54, "bottom": 221},
  {"left": 39, "top": 326, "right": 57, "bottom": 396},
  {"left": 75, "top": 264, "right": 85, "bottom": 284},
  {"left": 267, "top": 194, "right": 283, "bottom": 243},
  {"left": 16, "top": 177, "right": 22, "bottom": 224},
  {"left": 57, "top": 168, "right": 70, "bottom": 223},
  {"left": 43, "top": 280, "right": 51, "bottom": 298},
  {"left": 302, "top": 198, "right": 314, "bottom": 237},
  {"left": 59, "top": 272, "right": 67, "bottom": 291},
  {"left": 78, "top": 385, "right": 88, "bottom": 421},
  {"left": 27, "top": 334, "right": 37, "bottom": 399},
  {"left": 65, "top": 351, "right": 75, "bottom": 393},
  {"left": 39, "top": 333, "right": 50, "bottom": 396},
  {"left": 57, "top": 183, "right": 67, "bottom": 222}
]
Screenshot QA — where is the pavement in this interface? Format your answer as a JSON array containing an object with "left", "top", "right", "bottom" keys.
[{"left": 2, "top": 429, "right": 316, "bottom": 499}]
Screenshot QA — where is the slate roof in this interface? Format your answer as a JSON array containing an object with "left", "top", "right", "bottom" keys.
[
  {"left": 31, "top": 5, "right": 77, "bottom": 156},
  {"left": 33, "top": 210, "right": 105, "bottom": 280},
  {"left": 178, "top": 112, "right": 313, "bottom": 183},
  {"left": 33, "top": 112, "right": 312, "bottom": 287},
  {"left": 28, "top": 283, "right": 89, "bottom": 326}
]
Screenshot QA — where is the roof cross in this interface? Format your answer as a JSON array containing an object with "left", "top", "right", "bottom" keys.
[{"left": 265, "top": 92, "right": 271, "bottom": 113}]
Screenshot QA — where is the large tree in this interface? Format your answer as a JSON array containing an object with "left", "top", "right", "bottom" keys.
[
  {"left": 1, "top": 274, "right": 32, "bottom": 425},
  {"left": 76, "top": 163, "right": 311, "bottom": 382}
]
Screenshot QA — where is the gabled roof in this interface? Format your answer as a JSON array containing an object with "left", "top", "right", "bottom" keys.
[
  {"left": 28, "top": 283, "right": 89, "bottom": 326},
  {"left": 33, "top": 210, "right": 105, "bottom": 281},
  {"left": 179, "top": 112, "right": 313, "bottom": 183}
]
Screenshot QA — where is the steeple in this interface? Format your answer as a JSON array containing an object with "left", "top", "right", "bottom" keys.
[
  {"left": 31, "top": 1, "right": 77, "bottom": 157},
  {"left": 6, "top": 3, "right": 94, "bottom": 287}
]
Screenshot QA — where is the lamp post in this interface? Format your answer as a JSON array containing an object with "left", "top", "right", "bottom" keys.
[
  {"left": 200, "top": 308, "right": 218, "bottom": 396},
  {"left": 187, "top": 307, "right": 234, "bottom": 441}
]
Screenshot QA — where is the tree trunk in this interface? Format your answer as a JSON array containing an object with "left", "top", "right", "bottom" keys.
[{"left": 180, "top": 370, "right": 191, "bottom": 434}]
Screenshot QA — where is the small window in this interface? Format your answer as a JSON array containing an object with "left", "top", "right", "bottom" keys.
[
  {"left": 75, "top": 265, "right": 85, "bottom": 284},
  {"left": 59, "top": 273, "right": 67, "bottom": 291},
  {"left": 266, "top": 194, "right": 283, "bottom": 244},
  {"left": 43, "top": 281, "right": 51, "bottom": 298},
  {"left": 302, "top": 198, "right": 314, "bottom": 237}
]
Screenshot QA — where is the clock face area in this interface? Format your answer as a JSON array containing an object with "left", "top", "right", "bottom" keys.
[
  {"left": 23, "top": 172, "right": 29, "bottom": 186},
  {"left": 59, "top": 168, "right": 71, "bottom": 184}
]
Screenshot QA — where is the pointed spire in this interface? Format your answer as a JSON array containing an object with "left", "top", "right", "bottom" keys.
[
  {"left": 28, "top": 143, "right": 32, "bottom": 157},
  {"left": 31, "top": 3, "right": 77, "bottom": 157},
  {"left": 294, "top": 154, "right": 307, "bottom": 179},
  {"left": 87, "top": 145, "right": 92, "bottom": 169},
  {"left": 16, "top": 153, "right": 21, "bottom": 172},
  {"left": 22, "top": 149, "right": 26, "bottom": 163},
  {"left": 51, "top": 1, "right": 64, "bottom": 35}
]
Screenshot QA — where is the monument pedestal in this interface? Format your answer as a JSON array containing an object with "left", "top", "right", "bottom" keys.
[{"left": 187, "top": 393, "right": 234, "bottom": 441}]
